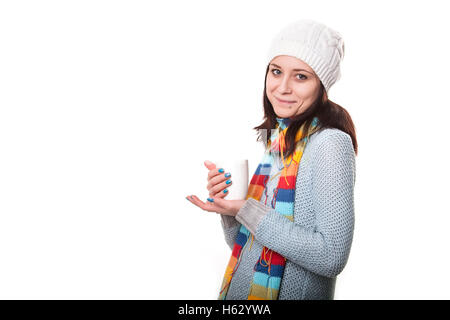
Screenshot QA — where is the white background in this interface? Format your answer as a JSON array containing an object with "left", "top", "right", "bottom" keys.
[{"left": 1, "top": 0, "right": 449, "bottom": 299}]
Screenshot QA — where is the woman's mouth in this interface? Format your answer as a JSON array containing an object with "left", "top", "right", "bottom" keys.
[{"left": 275, "top": 97, "right": 296, "bottom": 104}]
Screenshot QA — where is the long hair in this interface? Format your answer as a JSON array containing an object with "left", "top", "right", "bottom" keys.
[{"left": 254, "top": 64, "right": 358, "bottom": 159}]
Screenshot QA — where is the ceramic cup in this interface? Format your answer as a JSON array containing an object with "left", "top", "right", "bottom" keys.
[{"left": 213, "top": 159, "right": 249, "bottom": 200}]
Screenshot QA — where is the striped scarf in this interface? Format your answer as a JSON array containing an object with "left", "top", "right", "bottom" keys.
[{"left": 218, "top": 116, "right": 321, "bottom": 300}]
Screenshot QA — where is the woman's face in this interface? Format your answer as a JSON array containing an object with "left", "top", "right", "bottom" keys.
[{"left": 266, "top": 55, "right": 321, "bottom": 119}]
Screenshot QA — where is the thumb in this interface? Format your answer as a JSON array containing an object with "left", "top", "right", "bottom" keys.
[
  {"left": 209, "top": 196, "right": 229, "bottom": 208},
  {"left": 204, "top": 160, "right": 216, "bottom": 170}
]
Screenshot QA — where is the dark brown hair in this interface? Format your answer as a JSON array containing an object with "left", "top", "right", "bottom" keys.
[{"left": 254, "top": 64, "right": 358, "bottom": 159}]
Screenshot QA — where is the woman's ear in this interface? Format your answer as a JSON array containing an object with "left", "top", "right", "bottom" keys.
[{"left": 321, "top": 86, "right": 328, "bottom": 104}]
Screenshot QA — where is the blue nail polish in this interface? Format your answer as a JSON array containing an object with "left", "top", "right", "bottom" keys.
[
  {"left": 225, "top": 172, "right": 231, "bottom": 178},
  {"left": 218, "top": 168, "right": 224, "bottom": 173},
  {"left": 207, "top": 197, "right": 214, "bottom": 202},
  {"left": 226, "top": 180, "right": 231, "bottom": 184},
  {"left": 223, "top": 189, "right": 228, "bottom": 193}
]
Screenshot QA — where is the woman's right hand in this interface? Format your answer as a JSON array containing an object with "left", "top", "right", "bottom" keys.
[{"left": 204, "top": 160, "right": 233, "bottom": 198}]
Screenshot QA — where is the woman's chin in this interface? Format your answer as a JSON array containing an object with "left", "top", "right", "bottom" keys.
[{"left": 274, "top": 108, "right": 293, "bottom": 118}]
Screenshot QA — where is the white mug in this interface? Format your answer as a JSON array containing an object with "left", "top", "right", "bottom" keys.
[{"left": 213, "top": 159, "right": 249, "bottom": 200}]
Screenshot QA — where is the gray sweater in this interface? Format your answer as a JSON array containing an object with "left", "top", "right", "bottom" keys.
[{"left": 219, "top": 128, "right": 356, "bottom": 300}]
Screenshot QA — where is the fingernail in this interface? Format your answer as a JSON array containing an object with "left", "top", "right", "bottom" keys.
[
  {"left": 207, "top": 197, "right": 214, "bottom": 202},
  {"left": 223, "top": 189, "right": 228, "bottom": 193},
  {"left": 218, "top": 168, "right": 224, "bottom": 173},
  {"left": 226, "top": 180, "right": 231, "bottom": 184},
  {"left": 225, "top": 172, "right": 231, "bottom": 178}
]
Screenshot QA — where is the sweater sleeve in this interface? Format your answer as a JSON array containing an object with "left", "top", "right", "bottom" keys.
[
  {"left": 235, "top": 132, "right": 355, "bottom": 278},
  {"left": 219, "top": 215, "right": 241, "bottom": 251}
]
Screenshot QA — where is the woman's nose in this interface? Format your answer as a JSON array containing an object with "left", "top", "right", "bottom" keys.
[{"left": 277, "top": 77, "right": 292, "bottom": 93}]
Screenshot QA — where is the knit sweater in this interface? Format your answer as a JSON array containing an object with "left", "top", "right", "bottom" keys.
[{"left": 219, "top": 127, "right": 356, "bottom": 300}]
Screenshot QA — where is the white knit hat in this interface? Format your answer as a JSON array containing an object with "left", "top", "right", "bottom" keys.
[{"left": 266, "top": 19, "right": 345, "bottom": 93}]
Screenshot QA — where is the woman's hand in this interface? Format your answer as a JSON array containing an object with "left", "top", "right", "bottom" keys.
[
  {"left": 186, "top": 160, "right": 245, "bottom": 216},
  {"left": 186, "top": 194, "right": 245, "bottom": 217},
  {"left": 204, "top": 160, "right": 233, "bottom": 198}
]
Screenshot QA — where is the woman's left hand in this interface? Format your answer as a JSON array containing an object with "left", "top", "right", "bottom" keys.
[{"left": 186, "top": 195, "right": 245, "bottom": 217}]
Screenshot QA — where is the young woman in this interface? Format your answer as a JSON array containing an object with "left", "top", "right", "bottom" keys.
[{"left": 186, "top": 19, "right": 357, "bottom": 300}]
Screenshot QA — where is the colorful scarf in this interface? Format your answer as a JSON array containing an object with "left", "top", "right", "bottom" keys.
[{"left": 218, "top": 116, "right": 321, "bottom": 300}]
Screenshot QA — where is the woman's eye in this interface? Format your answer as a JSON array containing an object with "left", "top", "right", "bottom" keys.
[{"left": 271, "top": 69, "right": 307, "bottom": 80}]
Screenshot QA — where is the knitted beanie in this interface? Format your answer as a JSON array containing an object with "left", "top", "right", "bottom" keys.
[{"left": 266, "top": 19, "right": 345, "bottom": 93}]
